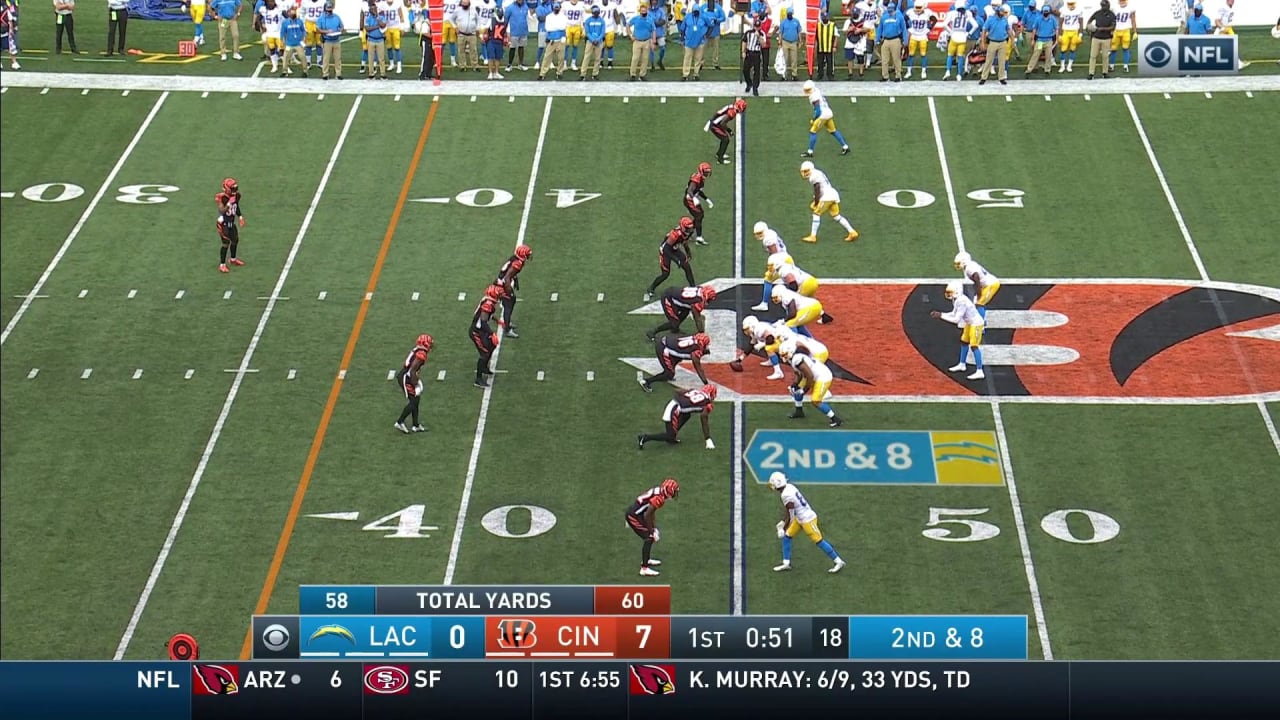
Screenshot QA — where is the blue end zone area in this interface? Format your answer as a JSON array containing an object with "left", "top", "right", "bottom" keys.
[{"left": 129, "top": 0, "right": 191, "bottom": 22}]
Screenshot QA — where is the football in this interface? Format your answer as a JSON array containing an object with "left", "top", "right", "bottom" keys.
[{"left": 729, "top": 359, "right": 744, "bottom": 372}]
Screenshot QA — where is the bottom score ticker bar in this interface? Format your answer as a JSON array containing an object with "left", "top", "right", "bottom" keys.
[{"left": 2, "top": 661, "right": 1279, "bottom": 720}]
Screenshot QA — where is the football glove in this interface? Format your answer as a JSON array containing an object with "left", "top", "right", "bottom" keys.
[
  {"left": 704, "top": 198, "right": 714, "bottom": 209},
  {"left": 776, "top": 521, "right": 786, "bottom": 539},
  {"left": 651, "top": 528, "right": 660, "bottom": 543},
  {"left": 809, "top": 201, "right": 820, "bottom": 214},
  {"left": 705, "top": 438, "right": 716, "bottom": 450}
]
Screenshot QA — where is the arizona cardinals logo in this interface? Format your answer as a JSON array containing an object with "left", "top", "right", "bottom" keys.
[
  {"left": 629, "top": 664, "right": 676, "bottom": 695},
  {"left": 192, "top": 664, "right": 239, "bottom": 695}
]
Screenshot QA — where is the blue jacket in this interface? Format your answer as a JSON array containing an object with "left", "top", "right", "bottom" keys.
[
  {"left": 506, "top": 1, "right": 530, "bottom": 35},
  {"left": 779, "top": 16, "right": 801, "bottom": 43},
  {"left": 683, "top": 12, "right": 709, "bottom": 48},
  {"left": 651, "top": 6, "right": 667, "bottom": 37},
  {"left": 877, "top": 9, "right": 905, "bottom": 40},
  {"left": 703, "top": 2, "right": 725, "bottom": 38},
  {"left": 584, "top": 14, "right": 605, "bottom": 42},
  {"left": 1185, "top": 12, "right": 1213, "bottom": 35},
  {"left": 628, "top": 13, "right": 655, "bottom": 41},
  {"left": 1033, "top": 13, "right": 1057, "bottom": 40},
  {"left": 535, "top": 1, "right": 551, "bottom": 31}
]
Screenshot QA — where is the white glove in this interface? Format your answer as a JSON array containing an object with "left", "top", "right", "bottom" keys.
[
  {"left": 704, "top": 198, "right": 714, "bottom": 209},
  {"left": 651, "top": 528, "right": 660, "bottom": 543},
  {"left": 776, "top": 521, "right": 786, "bottom": 539},
  {"left": 705, "top": 438, "right": 716, "bottom": 450}
]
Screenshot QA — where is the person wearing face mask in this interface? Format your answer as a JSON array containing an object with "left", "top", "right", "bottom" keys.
[
  {"left": 1085, "top": 0, "right": 1114, "bottom": 80},
  {"left": 1024, "top": 1, "right": 1056, "bottom": 76},
  {"left": 538, "top": 1, "right": 567, "bottom": 79},
  {"left": 1181, "top": 2, "right": 1211, "bottom": 36},
  {"left": 449, "top": 0, "right": 482, "bottom": 71},
  {"left": 628, "top": 2, "right": 654, "bottom": 80}
]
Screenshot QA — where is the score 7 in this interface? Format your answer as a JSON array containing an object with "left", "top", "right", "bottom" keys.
[{"left": 614, "top": 617, "right": 671, "bottom": 659}]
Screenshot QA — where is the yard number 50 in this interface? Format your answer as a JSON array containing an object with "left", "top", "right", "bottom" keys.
[{"left": 923, "top": 507, "right": 1120, "bottom": 544}]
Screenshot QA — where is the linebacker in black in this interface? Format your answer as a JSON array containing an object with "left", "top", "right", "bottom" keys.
[
  {"left": 706, "top": 98, "right": 747, "bottom": 164},
  {"left": 644, "top": 218, "right": 697, "bottom": 301},
  {"left": 394, "top": 334, "right": 433, "bottom": 433},
  {"left": 639, "top": 333, "right": 711, "bottom": 392},
  {"left": 495, "top": 244, "right": 532, "bottom": 338},
  {"left": 470, "top": 285, "right": 505, "bottom": 388}
]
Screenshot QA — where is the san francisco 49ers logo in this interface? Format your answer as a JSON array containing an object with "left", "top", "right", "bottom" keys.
[
  {"left": 363, "top": 665, "right": 411, "bottom": 695},
  {"left": 637, "top": 279, "right": 1280, "bottom": 402}
]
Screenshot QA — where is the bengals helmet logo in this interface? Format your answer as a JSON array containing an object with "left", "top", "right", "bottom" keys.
[
  {"left": 629, "top": 664, "right": 676, "bottom": 695},
  {"left": 495, "top": 619, "right": 538, "bottom": 649},
  {"left": 192, "top": 664, "right": 239, "bottom": 695}
]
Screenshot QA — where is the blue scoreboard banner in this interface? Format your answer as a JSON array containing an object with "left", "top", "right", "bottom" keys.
[
  {"left": 743, "top": 430, "right": 1004, "bottom": 486},
  {"left": 847, "top": 615, "right": 1028, "bottom": 661}
]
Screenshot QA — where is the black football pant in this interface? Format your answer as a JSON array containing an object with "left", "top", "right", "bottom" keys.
[
  {"left": 397, "top": 393, "right": 421, "bottom": 426},
  {"left": 107, "top": 8, "right": 128, "bottom": 55},
  {"left": 743, "top": 50, "right": 761, "bottom": 91},
  {"left": 712, "top": 126, "right": 731, "bottom": 162},
  {"left": 419, "top": 37, "right": 436, "bottom": 78},
  {"left": 56, "top": 14, "right": 79, "bottom": 54},
  {"left": 815, "top": 51, "right": 833, "bottom": 80}
]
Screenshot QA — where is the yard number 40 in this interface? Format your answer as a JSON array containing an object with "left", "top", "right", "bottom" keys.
[{"left": 923, "top": 507, "right": 1120, "bottom": 545}]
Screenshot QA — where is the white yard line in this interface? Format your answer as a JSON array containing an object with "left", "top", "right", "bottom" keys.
[
  {"left": 931, "top": 99, "right": 1052, "bottom": 659},
  {"left": 731, "top": 109, "right": 746, "bottom": 616},
  {"left": 1123, "top": 95, "right": 1210, "bottom": 282},
  {"left": 113, "top": 97, "right": 364, "bottom": 660},
  {"left": 2, "top": 92, "right": 169, "bottom": 346},
  {"left": 443, "top": 96, "right": 553, "bottom": 586}
]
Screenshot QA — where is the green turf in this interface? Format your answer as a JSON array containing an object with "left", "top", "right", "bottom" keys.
[{"left": 3, "top": 67, "right": 1279, "bottom": 664}]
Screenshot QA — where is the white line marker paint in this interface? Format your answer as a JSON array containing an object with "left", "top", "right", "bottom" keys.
[
  {"left": 890, "top": 96, "right": 896, "bottom": 103},
  {"left": 223, "top": 290, "right": 232, "bottom": 300},
  {"left": 596, "top": 292, "right": 604, "bottom": 302},
  {"left": 775, "top": 97, "right": 780, "bottom": 103},
  {"left": 174, "top": 290, "right": 185, "bottom": 300},
  {"left": 927, "top": 97, "right": 965, "bottom": 254},
  {"left": 318, "top": 94, "right": 324, "bottom": 100},
  {"left": 240, "top": 92, "right": 248, "bottom": 99},
  {"left": 1005, "top": 95, "right": 1012, "bottom": 102},
  {"left": 364, "top": 291, "right": 373, "bottom": 301},
  {"left": 1164, "top": 92, "right": 1171, "bottom": 99},
  {"left": 445, "top": 96, "right": 552, "bottom": 586},
  {"left": 278, "top": 93, "right": 285, "bottom": 100},
  {"left": 201, "top": 91, "right": 209, "bottom": 98},
  {"left": 1259, "top": 403, "right": 1280, "bottom": 459},
  {"left": 318, "top": 291, "right": 327, "bottom": 300},
  {"left": 1085, "top": 94, "right": 1091, "bottom": 101},
  {"left": 457, "top": 292, "right": 466, "bottom": 301},
  {"left": 730, "top": 106, "right": 746, "bottom": 615},
  {"left": 550, "top": 292, "right": 558, "bottom": 302},
  {"left": 411, "top": 291, "right": 420, "bottom": 302},
  {"left": 81, "top": 368, "right": 92, "bottom": 379},
  {"left": 660, "top": 97, "right": 667, "bottom": 103},
  {"left": 436, "top": 370, "right": 446, "bottom": 381},
  {"left": 256, "top": 295, "right": 289, "bottom": 301},
  {"left": 536, "top": 370, "right": 545, "bottom": 381},
  {"left": 123, "top": 90, "right": 131, "bottom": 96},
  {"left": 132, "top": 369, "right": 144, "bottom": 380},
  {"left": 508, "top": 95, "right": 514, "bottom": 102},
  {"left": 338, "top": 369, "right": 347, "bottom": 380},
  {"left": 2, "top": 92, "right": 170, "bottom": 346},
  {"left": 386, "top": 369, "right": 395, "bottom": 381},
  {"left": 697, "top": 97, "right": 704, "bottom": 103},
  {"left": 395, "top": 94, "right": 401, "bottom": 101},
  {"left": 127, "top": 289, "right": 137, "bottom": 299},
  {"left": 623, "top": 97, "right": 629, "bottom": 103},
  {"left": 1246, "top": 91, "right": 1254, "bottom": 98},
  {"left": 966, "top": 95, "right": 973, "bottom": 102},
  {"left": 82, "top": 89, "right": 89, "bottom": 95},
  {"left": 223, "top": 368, "right": 260, "bottom": 373},
  {"left": 585, "top": 96, "right": 592, "bottom": 103},
  {"left": 1044, "top": 95, "right": 1051, "bottom": 101},
  {"left": 586, "top": 371, "right": 595, "bottom": 382},
  {"left": 27, "top": 368, "right": 38, "bottom": 379},
  {"left": 113, "top": 96, "right": 364, "bottom": 661},
  {"left": 184, "top": 369, "right": 194, "bottom": 380},
  {"left": 1204, "top": 92, "right": 1212, "bottom": 98},
  {"left": 433, "top": 95, "right": 439, "bottom": 101},
  {"left": 283, "top": 369, "right": 294, "bottom": 380},
  {"left": 470, "top": 95, "right": 476, "bottom": 102}
]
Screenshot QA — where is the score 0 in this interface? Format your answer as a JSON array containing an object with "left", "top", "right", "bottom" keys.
[{"left": 594, "top": 586, "right": 671, "bottom": 615}]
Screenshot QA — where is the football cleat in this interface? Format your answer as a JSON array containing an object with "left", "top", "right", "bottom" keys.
[
  {"left": 395, "top": 422, "right": 410, "bottom": 434},
  {"left": 505, "top": 329, "right": 520, "bottom": 339},
  {"left": 829, "top": 558, "right": 846, "bottom": 574},
  {"left": 474, "top": 378, "right": 489, "bottom": 388},
  {"left": 829, "top": 416, "right": 844, "bottom": 428},
  {"left": 844, "top": 230, "right": 859, "bottom": 242},
  {"left": 412, "top": 425, "right": 427, "bottom": 433},
  {"left": 967, "top": 369, "right": 986, "bottom": 380},
  {"left": 229, "top": 258, "right": 244, "bottom": 266},
  {"left": 788, "top": 408, "right": 805, "bottom": 419},
  {"left": 841, "top": 146, "right": 850, "bottom": 156},
  {"left": 948, "top": 363, "right": 967, "bottom": 372},
  {"left": 218, "top": 264, "right": 229, "bottom": 273},
  {"left": 767, "top": 369, "right": 784, "bottom": 380},
  {"left": 637, "top": 434, "right": 647, "bottom": 450},
  {"left": 639, "top": 566, "right": 661, "bottom": 576},
  {"left": 638, "top": 377, "right": 653, "bottom": 393},
  {"left": 801, "top": 235, "right": 818, "bottom": 244},
  {"left": 773, "top": 562, "right": 792, "bottom": 572},
  {"left": 751, "top": 302, "right": 769, "bottom": 311},
  {"left": 646, "top": 558, "right": 662, "bottom": 566}
]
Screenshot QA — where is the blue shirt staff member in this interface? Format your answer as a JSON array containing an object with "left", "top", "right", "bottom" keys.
[
  {"left": 978, "top": 3, "right": 1011, "bottom": 85},
  {"left": 1024, "top": 2, "right": 1057, "bottom": 76},
  {"left": 580, "top": 5, "right": 605, "bottom": 79},
  {"left": 1182, "top": 2, "right": 1212, "bottom": 35},
  {"left": 504, "top": 0, "right": 530, "bottom": 70},
  {"left": 211, "top": 0, "right": 243, "bottom": 61},
  {"left": 627, "top": 2, "right": 654, "bottom": 81},
  {"left": 778, "top": 8, "right": 802, "bottom": 81},
  {"left": 316, "top": 1, "right": 344, "bottom": 78},
  {"left": 877, "top": 0, "right": 905, "bottom": 81}
]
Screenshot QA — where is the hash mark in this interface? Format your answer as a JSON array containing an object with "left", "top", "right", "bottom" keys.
[
  {"left": 697, "top": 97, "right": 704, "bottom": 103},
  {"left": 1085, "top": 94, "right": 1091, "bottom": 101},
  {"left": 175, "top": 290, "right": 185, "bottom": 300},
  {"left": 596, "top": 292, "right": 605, "bottom": 302},
  {"left": 1204, "top": 92, "right": 1212, "bottom": 99},
  {"left": 411, "top": 291, "right": 420, "bottom": 302},
  {"left": 457, "top": 292, "right": 466, "bottom": 301},
  {"left": 338, "top": 369, "right": 347, "bottom": 380},
  {"left": 1164, "top": 93, "right": 1171, "bottom": 99},
  {"left": 586, "top": 371, "right": 595, "bottom": 382},
  {"left": 81, "top": 368, "right": 92, "bottom": 379},
  {"left": 318, "top": 291, "right": 327, "bottom": 300},
  {"left": 660, "top": 97, "right": 667, "bottom": 103},
  {"left": 433, "top": 95, "right": 439, "bottom": 101},
  {"left": 550, "top": 292, "right": 558, "bottom": 301},
  {"left": 127, "top": 289, "right": 137, "bottom": 299},
  {"left": 278, "top": 93, "right": 285, "bottom": 100},
  {"left": 436, "top": 370, "right": 446, "bottom": 381},
  {"left": 470, "top": 95, "right": 477, "bottom": 102},
  {"left": 318, "top": 94, "right": 325, "bottom": 100},
  {"left": 966, "top": 95, "right": 973, "bottom": 102},
  {"left": 536, "top": 370, "right": 545, "bottom": 381},
  {"left": 1005, "top": 95, "right": 1012, "bottom": 103},
  {"left": 395, "top": 94, "right": 401, "bottom": 101},
  {"left": 132, "top": 369, "right": 143, "bottom": 380},
  {"left": 288, "top": 369, "right": 297, "bottom": 380},
  {"left": 240, "top": 92, "right": 248, "bottom": 99},
  {"left": 508, "top": 96, "right": 514, "bottom": 103},
  {"left": 623, "top": 97, "right": 629, "bottom": 103},
  {"left": 387, "top": 369, "right": 396, "bottom": 380},
  {"left": 364, "top": 291, "right": 373, "bottom": 301},
  {"left": 890, "top": 97, "right": 896, "bottom": 104},
  {"left": 1044, "top": 95, "right": 1051, "bottom": 102},
  {"left": 223, "top": 290, "right": 232, "bottom": 300},
  {"left": 41, "top": 88, "right": 50, "bottom": 95},
  {"left": 122, "top": 90, "right": 129, "bottom": 96},
  {"left": 585, "top": 96, "right": 592, "bottom": 103},
  {"left": 184, "top": 369, "right": 194, "bottom": 380},
  {"left": 1246, "top": 91, "right": 1254, "bottom": 98},
  {"left": 82, "top": 89, "right": 89, "bottom": 96},
  {"left": 774, "top": 97, "right": 780, "bottom": 104},
  {"left": 27, "top": 368, "right": 38, "bottom": 379},
  {"left": 201, "top": 91, "right": 209, "bottom": 98}
]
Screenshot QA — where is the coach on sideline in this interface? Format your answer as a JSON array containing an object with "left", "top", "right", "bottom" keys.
[
  {"left": 1086, "top": 0, "right": 1115, "bottom": 79},
  {"left": 628, "top": 2, "right": 654, "bottom": 81},
  {"left": 106, "top": 0, "right": 128, "bottom": 55}
]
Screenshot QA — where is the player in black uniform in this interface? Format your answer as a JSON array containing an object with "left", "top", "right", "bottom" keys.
[
  {"left": 637, "top": 384, "right": 717, "bottom": 450},
  {"left": 639, "top": 332, "right": 711, "bottom": 392},
  {"left": 495, "top": 244, "right": 532, "bottom": 338},
  {"left": 394, "top": 334, "right": 433, "bottom": 433},
  {"left": 647, "top": 284, "right": 716, "bottom": 340},
  {"left": 683, "top": 162, "right": 713, "bottom": 245},
  {"left": 625, "top": 478, "right": 681, "bottom": 576},
  {"left": 215, "top": 178, "right": 246, "bottom": 273},
  {"left": 644, "top": 218, "right": 696, "bottom": 302},
  {"left": 706, "top": 98, "right": 747, "bottom": 164},
  {"left": 470, "top": 284, "right": 505, "bottom": 388}
]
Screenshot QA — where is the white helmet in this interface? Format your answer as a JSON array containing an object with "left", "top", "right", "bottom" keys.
[
  {"left": 802, "top": 79, "right": 815, "bottom": 94},
  {"left": 778, "top": 339, "right": 799, "bottom": 359},
  {"left": 771, "top": 321, "right": 796, "bottom": 341},
  {"left": 742, "top": 316, "right": 760, "bottom": 334},
  {"left": 753, "top": 221, "right": 769, "bottom": 238},
  {"left": 944, "top": 280, "right": 964, "bottom": 300},
  {"left": 953, "top": 251, "right": 971, "bottom": 270},
  {"left": 955, "top": 0, "right": 965, "bottom": 7},
  {"left": 766, "top": 251, "right": 789, "bottom": 271},
  {"left": 800, "top": 160, "right": 814, "bottom": 177},
  {"left": 914, "top": 0, "right": 925, "bottom": 8},
  {"left": 768, "top": 471, "right": 788, "bottom": 490},
  {"left": 770, "top": 285, "right": 786, "bottom": 303}
]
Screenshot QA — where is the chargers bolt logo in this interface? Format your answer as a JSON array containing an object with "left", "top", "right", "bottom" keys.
[{"left": 308, "top": 624, "right": 357, "bottom": 646}]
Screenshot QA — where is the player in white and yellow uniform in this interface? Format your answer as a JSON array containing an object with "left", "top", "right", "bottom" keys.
[
  {"left": 752, "top": 221, "right": 790, "bottom": 311},
  {"left": 188, "top": 0, "right": 208, "bottom": 45},
  {"left": 801, "top": 80, "right": 850, "bottom": 158},
  {"left": 769, "top": 257, "right": 820, "bottom": 299},
  {"left": 779, "top": 340, "right": 845, "bottom": 428},
  {"left": 379, "top": 0, "right": 405, "bottom": 73},
  {"left": 953, "top": 251, "right": 1000, "bottom": 319},
  {"left": 301, "top": 0, "right": 325, "bottom": 68},
  {"left": 441, "top": 0, "right": 459, "bottom": 66},
  {"left": 905, "top": 0, "right": 936, "bottom": 79},
  {"left": 771, "top": 285, "right": 826, "bottom": 337},
  {"left": 600, "top": 0, "right": 620, "bottom": 67},
  {"left": 1215, "top": 0, "right": 1235, "bottom": 35},
  {"left": 1109, "top": 0, "right": 1137, "bottom": 71},
  {"left": 739, "top": 316, "right": 790, "bottom": 379},
  {"left": 857, "top": 0, "right": 878, "bottom": 45},
  {"left": 1056, "top": 0, "right": 1082, "bottom": 72},
  {"left": 769, "top": 471, "right": 846, "bottom": 573},
  {"left": 941, "top": 1, "right": 977, "bottom": 80},
  {"left": 259, "top": 0, "right": 285, "bottom": 71},
  {"left": 799, "top": 161, "right": 858, "bottom": 244},
  {"left": 563, "top": 0, "right": 587, "bottom": 70},
  {"left": 931, "top": 280, "right": 986, "bottom": 380}
]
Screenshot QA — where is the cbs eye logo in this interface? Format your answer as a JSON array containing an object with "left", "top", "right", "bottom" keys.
[
  {"left": 1144, "top": 41, "right": 1172, "bottom": 68},
  {"left": 261, "top": 624, "right": 292, "bottom": 652}
]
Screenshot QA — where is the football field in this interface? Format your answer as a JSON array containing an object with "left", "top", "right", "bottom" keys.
[{"left": 2, "top": 70, "right": 1279, "bottom": 663}]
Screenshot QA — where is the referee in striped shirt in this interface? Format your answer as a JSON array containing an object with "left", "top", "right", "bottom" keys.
[{"left": 741, "top": 15, "right": 763, "bottom": 96}]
